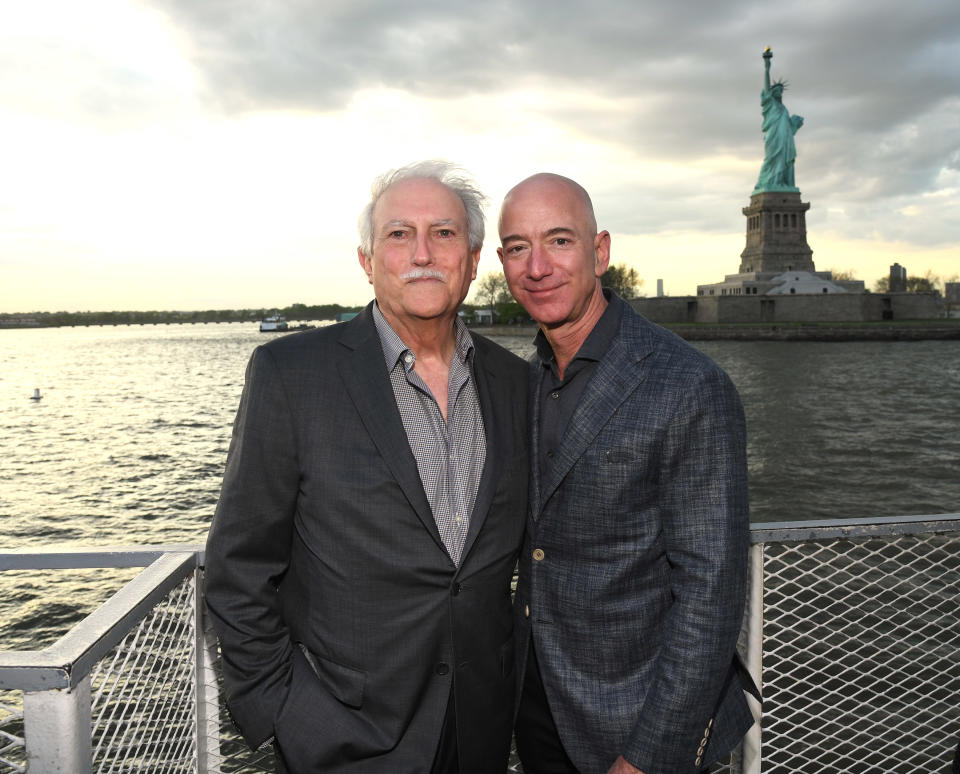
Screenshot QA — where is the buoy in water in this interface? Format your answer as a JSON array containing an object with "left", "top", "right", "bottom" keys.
[{"left": 30, "top": 388, "right": 42, "bottom": 401}]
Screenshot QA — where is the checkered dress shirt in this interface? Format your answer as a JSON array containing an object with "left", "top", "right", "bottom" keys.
[{"left": 372, "top": 303, "right": 486, "bottom": 565}]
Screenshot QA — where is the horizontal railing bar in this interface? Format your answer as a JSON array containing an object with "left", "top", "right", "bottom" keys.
[
  {"left": 750, "top": 512, "right": 960, "bottom": 544},
  {"left": 0, "top": 552, "right": 197, "bottom": 691},
  {"left": 0, "top": 544, "right": 205, "bottom": 571}
]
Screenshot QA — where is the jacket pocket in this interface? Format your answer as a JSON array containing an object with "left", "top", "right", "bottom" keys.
[
  {"left": 298, "top": 643, "right": 366, "bottom": 709},
  {"left": 499, "top": 636, "right": 515, "bottom": 679}
]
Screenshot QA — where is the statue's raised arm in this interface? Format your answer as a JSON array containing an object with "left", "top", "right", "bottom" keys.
[{"left": 753, "top": 47, "right": 803, "bottom": 193}]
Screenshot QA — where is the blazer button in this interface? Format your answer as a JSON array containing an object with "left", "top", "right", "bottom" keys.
[
  {"left": 435, "top": 663, "right": 449, "bottom": 676},
  {"left": 532, "top": 548, "right": 545, "bottom": 561},
  {"left": 451, "top": 582, "right": 462, "bottom": 596},
  {"left": 524, "top": 604, "right": 530, "bottom": 618}
]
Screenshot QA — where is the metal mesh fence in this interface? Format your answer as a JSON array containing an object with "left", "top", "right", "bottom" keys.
[
  {"left": 760, "top": 532, "right": 960, "bottom": 772},
  {"left": 0, "top": 693, "right": 24, "bottom": 774},
  {"left": 89, "top": 572, "right": 198, "bottom": 773}
]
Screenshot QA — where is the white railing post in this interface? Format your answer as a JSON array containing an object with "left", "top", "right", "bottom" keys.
[
  {"left": 741, "top": 543, "right": 764, "bottom": 774},
  {"left": 194, "top": 567, "right": 223, "bottom": 774},
  {"left": 23, "top": 676, "right": 92, "bottom": 774}
]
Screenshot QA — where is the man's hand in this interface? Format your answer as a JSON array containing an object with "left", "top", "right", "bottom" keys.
[{"left": 606, "top": 756, "right": 644, "bottom": 774}]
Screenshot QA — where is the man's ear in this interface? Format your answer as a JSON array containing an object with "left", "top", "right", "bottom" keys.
[
  {"left": 358, "top": 246, "right": 374, "bottom": 284},
  {"left": 594, "top": 231, "right": 612, "bottom": 277},
  {"left": 470, "top": 247, "right": 481, "bottom": 280}
]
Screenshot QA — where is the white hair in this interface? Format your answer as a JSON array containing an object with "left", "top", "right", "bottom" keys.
[{"left": 358, "top": 160, "right": 486, "bottom": 255}]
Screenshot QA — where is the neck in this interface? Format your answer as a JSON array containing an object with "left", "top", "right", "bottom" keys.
[
  {"left": 541, "top": 287, "right": 608, "bottom": 379},
  {"left": 379, "top": 307, "right": 458, "bottom": 364}
]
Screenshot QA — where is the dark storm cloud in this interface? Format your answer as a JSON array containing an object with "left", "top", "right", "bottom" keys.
[{"left": 150, "top": 0, "right": 960, "bottom": 243}]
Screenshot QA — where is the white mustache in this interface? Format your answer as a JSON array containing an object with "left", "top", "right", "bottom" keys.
[{"left": 400, "top": 269, "right": 447, "bottom": 281}]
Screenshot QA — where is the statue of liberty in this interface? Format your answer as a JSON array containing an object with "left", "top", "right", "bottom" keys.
[{"left": 753, "top": 47, "right": 804, "bottom": 193}]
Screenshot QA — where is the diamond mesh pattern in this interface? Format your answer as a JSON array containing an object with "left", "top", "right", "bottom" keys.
[
  {"left": 89, "top": 573, "right": 197, "bottom": 773},
  {"left": 0, "top": 693, "right": 25, "bottom": 774},
  {"left": 761, "top": 533, "right": 960, "bottom": 772}
]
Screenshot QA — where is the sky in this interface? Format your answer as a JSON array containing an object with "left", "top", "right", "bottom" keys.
[{"left": 1, "top": 0, "right": 958, "bottom": 313}]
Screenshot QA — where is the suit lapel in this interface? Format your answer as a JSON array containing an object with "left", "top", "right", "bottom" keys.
[
  {"left": 537, "top": 306, "right": 655, "bottom": 517},
  {"left": 336, "top": 307, "right": 443, "bottom": 552},
  {"left": 529, "top": 357, "right": 546, "bottom": 520}
]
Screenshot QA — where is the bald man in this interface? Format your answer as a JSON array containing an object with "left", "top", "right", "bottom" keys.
[{"left": 498, "top": 173, "right": 757, "bottom": 774}]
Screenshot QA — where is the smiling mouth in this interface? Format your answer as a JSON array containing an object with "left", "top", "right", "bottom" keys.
[{"left": 526, "top": 284, "right": 563, "bottom": 294}]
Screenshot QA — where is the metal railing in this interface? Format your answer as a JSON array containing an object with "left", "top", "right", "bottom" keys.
[{"left": 1, "top": 513, "right": 958, "bottom": 773}]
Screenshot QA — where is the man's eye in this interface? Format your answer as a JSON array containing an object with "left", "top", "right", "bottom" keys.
[
  {"left": 436, "top": 229, "right": 454, "bottom": 238},
  {"left": 389, "top": 230, "right": 406, "bottom": 238},
  {"left": 554, "top": 238, "right": 570, "bottom": 246},
  {"left": 505, "top": 244, "right": 527, "bottom": 255}
]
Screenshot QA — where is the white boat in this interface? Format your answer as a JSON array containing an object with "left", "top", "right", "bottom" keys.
[{"left": 259, "top": 315, "right": 289, "bottom": 332}]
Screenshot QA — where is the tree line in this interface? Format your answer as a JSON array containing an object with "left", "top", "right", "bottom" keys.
[{"left": 1, "top": 303, "right": 364, "bottom": 328}]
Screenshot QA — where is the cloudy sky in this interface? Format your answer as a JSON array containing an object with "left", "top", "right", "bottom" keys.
[{"left": 2, "top": 0, "right": 958, "bottom": 313}]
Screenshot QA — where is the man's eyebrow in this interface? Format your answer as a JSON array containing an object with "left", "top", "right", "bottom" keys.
[{"left": 502, "top": 226, "right": 576, "bottom": 244}]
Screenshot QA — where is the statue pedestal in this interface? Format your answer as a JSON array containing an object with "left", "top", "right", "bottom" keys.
[{"left": 739, "top": 192, "right": 814, "bottom": 274}]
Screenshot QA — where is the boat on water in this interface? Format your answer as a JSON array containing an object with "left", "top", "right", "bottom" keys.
[{"left": 259, "top": 315, "right": 289, "bottom": 332}]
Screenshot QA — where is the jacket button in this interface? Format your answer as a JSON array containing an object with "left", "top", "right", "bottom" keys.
[
  {"left": 524, "top": 604, "right": 530, "bottom": 618},
  {"left": 532, "top": 548, "right": 545, "bottom": 561},
  {"left": 435, "top": 663, "right": 449, "bottom": 675},
  {"left": 451, "top": 582, "right": 462, "bottom": 596}
]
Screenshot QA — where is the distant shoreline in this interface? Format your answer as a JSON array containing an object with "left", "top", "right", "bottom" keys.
[
  {"left": 3, "top": 318, "right": 958, "bottom": 341},
  {"left": 478, "top": 320, "right": 960, "bottom": 342}
]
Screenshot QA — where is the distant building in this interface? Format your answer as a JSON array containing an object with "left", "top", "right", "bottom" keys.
[{"left": 889, "top": 263, "right": 908, "bottom": 293}]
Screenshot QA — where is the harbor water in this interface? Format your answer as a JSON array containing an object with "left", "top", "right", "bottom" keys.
[{"left": 1, "top": 323, "right": 958, "bottom": 650}]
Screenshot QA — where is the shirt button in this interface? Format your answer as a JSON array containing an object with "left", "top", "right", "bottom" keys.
[
  {"left": 436, "top": 662, "right": 449, "bottom": 675},
  {"left": 404, "top": 353, "right": 414, "bottom": 364},
  {"left": 532, "top": 548, "right": 545, "bottom": 561}
]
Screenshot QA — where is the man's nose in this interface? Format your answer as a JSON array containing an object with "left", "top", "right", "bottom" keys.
[
  {"left": 527, "top": 245, "right": 551, "bottom": 279},
  {"left": 413, "top": 231, "right": 433, "bottom": 265}
]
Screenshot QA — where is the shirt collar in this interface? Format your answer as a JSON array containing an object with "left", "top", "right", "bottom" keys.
[
  {"left": 534, "top": 289, "right": 622, "bottom": 372},
  {"left": 372, "top": 302, "right": 474, "bottom": 373}
]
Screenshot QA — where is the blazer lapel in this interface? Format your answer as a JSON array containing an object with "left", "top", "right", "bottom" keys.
[
  {"left": 529, "top": 357, "right": 546, "bottom": 520},
  {"left": 537, "top": 308, "right": 655, "bottom": 517},
  {"left": 336, "top": 307, "right": 443, "bottom": 552}
]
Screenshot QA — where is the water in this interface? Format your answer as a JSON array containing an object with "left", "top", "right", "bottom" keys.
[{"left": 1, "top": 324, "right": 959, "bottom": 648}]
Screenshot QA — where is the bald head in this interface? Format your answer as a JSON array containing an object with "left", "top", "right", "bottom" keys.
[
  {"left": 498, "top": 173, "right": 597, "bottom": 239},
  {"left": 496, "top": 172, "right": 611, "bottom": 346}
]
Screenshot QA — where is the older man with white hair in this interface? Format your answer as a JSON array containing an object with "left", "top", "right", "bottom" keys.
[{"left": 205, "top": 161, "right": 529, "bottom": 773}]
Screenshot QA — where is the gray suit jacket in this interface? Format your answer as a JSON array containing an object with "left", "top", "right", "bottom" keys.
[
  {"left": 205, "top": 303, "right": 528, "bottom": 773},
  {"left": 514, "top": 294, "right": 754, "bottom": 774}
]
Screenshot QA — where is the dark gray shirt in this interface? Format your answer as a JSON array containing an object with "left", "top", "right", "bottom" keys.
[
  {"left": 534, "top": 292, "right": 622, "bottom": 486},
  {"left": 373, "top": 303, "right": 486, "bottom": 565}
]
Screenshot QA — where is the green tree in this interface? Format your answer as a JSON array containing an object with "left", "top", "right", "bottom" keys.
[
  {"left": 826, "top": 268, "right": 857, "bottom": 281},
  {"left": 906, "top": 269, "right": 939, "bottom": 292},
  {"left": 471, "top": 271, "right": 512, "bottom": 310},
  {"left": 874, "top": 268, "right": 942, "bottom": 293},
  {"left": 602, "top": 263, "right": 645, "bottom": 299}
]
